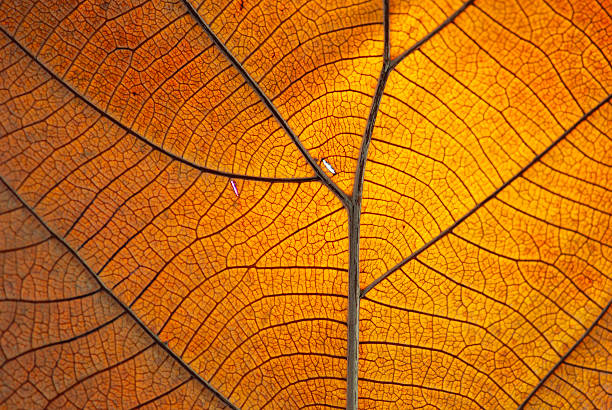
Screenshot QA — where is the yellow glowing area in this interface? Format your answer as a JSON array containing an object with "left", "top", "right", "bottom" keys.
[{"left": 0, "top": 0, "right": 610, "bottom": 408}]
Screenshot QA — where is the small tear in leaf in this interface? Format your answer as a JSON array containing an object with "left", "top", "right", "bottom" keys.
[
  {"left": 230, "top": 180, "right": 239, "bottom": 197},
  {"left": 321, "top": 158, "right": 336, "bottom": 175}
]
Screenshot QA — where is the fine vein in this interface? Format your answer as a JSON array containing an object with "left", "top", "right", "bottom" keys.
[
  {"left": 180, "top": 0, "right": 350, "bottom": 206},
  {"left": 518, "top": 296, "right": 612, "bottom": 408},
  {"left": 362, "top": 93, "right": 612, "bottom": 297},
  {"left": 389, "top": 0, "right": 476, "bottom": 70},
  {"left": 0, "top": 175, "right": 240, "bottom": 410},
  {"left": 0, "top": 27, "right": 315, "bottom": 185},
  {"left": 345, "top": 1, "right": 476, "bottom": 407}
]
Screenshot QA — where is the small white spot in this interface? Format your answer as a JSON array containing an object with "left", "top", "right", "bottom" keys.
[
  {"left": 322, "top": 158, "right": 336, "bottom": 175},
  {"left": 230, "top": 180, "right": 239, "bottom": 196}
]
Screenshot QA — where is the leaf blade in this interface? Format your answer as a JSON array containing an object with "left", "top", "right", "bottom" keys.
[{"left": 0, "top": 178, "right": 236, "bottom": 409}]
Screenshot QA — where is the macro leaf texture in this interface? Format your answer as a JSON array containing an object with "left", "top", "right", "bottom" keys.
[{"left": 0, "top": 0, "right": 610, "bottom": 408}]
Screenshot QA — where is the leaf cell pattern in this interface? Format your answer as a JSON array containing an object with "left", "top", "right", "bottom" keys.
[
  {"left": 0, "top": 180, "right": 231, "bottom": 408},
  {"left": 0, "top": 0, "right": 610, "bottom": 408}
]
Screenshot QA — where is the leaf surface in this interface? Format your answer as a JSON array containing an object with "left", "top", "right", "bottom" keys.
[
  {"left": 0, "top": 0, "right": 610, "bottom": 408},
  {"left": 0, "top": 180, "right": 231, "bottom": 408}
]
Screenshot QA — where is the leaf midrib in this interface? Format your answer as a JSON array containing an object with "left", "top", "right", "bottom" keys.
[
  {"left": 3, "top": 0, "right": 610, "bottom": 408},
  {"left": 345, "top": 0, "right": 477, "bottom": 408}
]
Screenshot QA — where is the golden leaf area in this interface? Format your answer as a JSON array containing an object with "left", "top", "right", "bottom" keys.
[{"left": 0, "top": 0, "right": 610, "bottom": 408}]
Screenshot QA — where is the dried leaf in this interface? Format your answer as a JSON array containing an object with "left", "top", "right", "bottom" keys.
[{"left": 1, "top": 0, "right": 610, "bottom": 408}]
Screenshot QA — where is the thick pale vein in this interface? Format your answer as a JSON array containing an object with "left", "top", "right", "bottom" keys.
[{"left": 345, "top": 1, "right": 477, "bottom": 408}]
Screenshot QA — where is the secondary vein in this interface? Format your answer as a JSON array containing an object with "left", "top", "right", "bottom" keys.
[
  {"left": 0, "top": 175, "right": 241, "bottom": 410},
  {"left": 0, "top": 26, "right": 316, "bottom": 185},
  {"left": 361, "top": 93, "right": 612, "bottom": 297},
  {"left": 180, "top": 0, "right": 351, "bottom": 206}
]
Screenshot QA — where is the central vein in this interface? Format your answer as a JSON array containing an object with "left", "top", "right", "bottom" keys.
[{"left": 346, "top": 59, "right": 392, "bottom": 408}]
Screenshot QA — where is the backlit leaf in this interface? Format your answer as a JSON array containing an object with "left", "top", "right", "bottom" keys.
[{"left": 1, "top": 0, "right": 610, "bottom": 408}]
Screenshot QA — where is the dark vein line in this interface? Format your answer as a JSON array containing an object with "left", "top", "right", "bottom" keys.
[
  {"left": 259, "top": 376, "right": 347, "bottom": 409},
  {"left": 1, "top": 288, "right": 101, "bottom": 305},
  {"left": 383, "top": 0, "right": 390, "bottom": 63},
  {"left": 409, "top": 254, "right": 566, "bottom": 357},
  {"left": 361, "top": 93, "right": 612, "bottom": 297},
  {"left": 345, "top": 1, "right": 478, "bottom": 407},
  {"left": 63, "top": 148, "right": 154, "bottom": 238},
  {"left": 129, "top": 377, "right": 193, "bottom": 409},
  {"left": 32, "top": 126, "right": 132, "bottom": 209},
  {"left": 0, "top": 237, "right": 50, "bottom": 253},
  {"left": 565, "top": 362, "right": 612, "bottom": 375},
  {"left": 389, "top": 0, "right": 475, "bottom": 70},
  {"left": 44, "top": 343, "right": 156, "bottom": 408},
  {"left": 474, "top": 3, "right": 585, "bottom": 116},
  {"left": 181, "top": 200, "right": 343, "bottom": 357},
  {"left": 518, "top": 295, "right": 612, "bottom": 408},
  {"left": 0, "top": 175, "right": 240, "bottom": 410},
  {"left": 230, "top": 352, "right": 347, "bottom": 398},
  {"left": 361, "top": 295, "right": 541, "bottom": 379},
  {"left": 361, "top": 340, "right": 517, "bottom": 404},
  {"left": 0, "top": 27, "right": 314, "bottom": 184},
  {"left": 452, "top": 231, "right": 606, "bottom": 309},
  {"left": 4, "top": 313, "right": 123, "bottom": 363},
  {"left": 210, "top": 317, "right": 347, "bottom": 381},
  {"left": 186, "top": 292, "right": 347, "bottom": 369},
  {"left": 553, "top": 372, "right": 597, "bottom": 408},
  {"left": 358, "top": 377, "right": 486, "bottom": 409},
  {"left": 94, "top": 162, "right": 198, "bottom": 277},
  {"left": 126, "top": 183, "right": 281, "bottom": 311},
  {"left": 179, "top": 0, "right": 350, "bottom": 206},
  {"left": 160, "top": 263, "right": 349, "bottom": 341}
]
